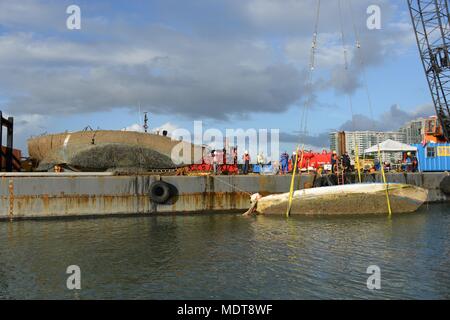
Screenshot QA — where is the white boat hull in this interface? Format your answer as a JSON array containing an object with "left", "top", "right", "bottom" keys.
[{"left": 248, "top": 183, "right": 428, "bottom": 215}]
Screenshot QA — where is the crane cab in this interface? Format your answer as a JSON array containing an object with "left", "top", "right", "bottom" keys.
[{"left": 423, "top": 116, "right": 447, "bottom": 143}]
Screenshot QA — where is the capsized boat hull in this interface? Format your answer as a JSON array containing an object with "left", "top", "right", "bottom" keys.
[
  {"left": 27, "top": 130, "right": 204, "bottom": 170},
  {"left": 250, "top": 183, "right": 428, "bottom": 215}
]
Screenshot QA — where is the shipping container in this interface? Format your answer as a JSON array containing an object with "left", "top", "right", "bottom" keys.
[{"left": 413, "top": 143, "right": 450, "bottom": 172}]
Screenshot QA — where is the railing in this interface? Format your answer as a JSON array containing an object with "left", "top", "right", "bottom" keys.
[{"left": 0, "top": 111, "right": 19, "bottom": 172}]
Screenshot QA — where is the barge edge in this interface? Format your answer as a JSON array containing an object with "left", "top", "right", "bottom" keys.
[{"left": 1, "top": 172, "right": 449, "bottom": 219}]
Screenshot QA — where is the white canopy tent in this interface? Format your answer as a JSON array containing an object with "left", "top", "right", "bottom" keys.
[
  {"left": 364, "top": 139, "right": 417, "bottom": 154},
  {"left": 364, "top": 139, "right": 417, "bottom": 164}
]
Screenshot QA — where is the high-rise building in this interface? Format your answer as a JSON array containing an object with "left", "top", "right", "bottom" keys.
[
  {"left": 329, "top": 131, "right": 406, "bottom": 162},
  {"left": 399, "top": 118, "right": 428, "bottom": 144}
]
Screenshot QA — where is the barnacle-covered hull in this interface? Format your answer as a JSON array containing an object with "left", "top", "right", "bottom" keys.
[
  {"left": 248, "top": 183, "right": 428, "bottom": 215},
  {"left": 27, "top": 130, "right": 203, "bottom": 171}
]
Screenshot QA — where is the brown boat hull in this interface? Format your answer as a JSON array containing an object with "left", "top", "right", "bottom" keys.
[{"left": 27, "top": 130, "right": 203, "bottom": 170}]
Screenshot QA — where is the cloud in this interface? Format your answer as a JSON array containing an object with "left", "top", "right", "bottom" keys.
[
  {"left": 0, "top": 0, "right": 63, "bottom": 30},
  {"left": 278, "top": 103, "right": 435, "bottom": 151},
  {"left": 0, "top": 0, "right": 417, "bottom": 120},
  {"left": 122, "top": 121, "right": 179, "bottom": 137},
  {"left": 279, "top": 131, "right": 330, "bottom": 149},
  {"left": 0, "top": 29, "right": 307, "bottom": 119},
  {"left": 153, "top": 122, "right": 178, "bottom": 136},
  {"left": 1, "top": 112, "right": 49, "bottom": 153},
  {"left": 339, "top": 104, "right": 435, "bottom": 131},
  {"left": 283, "top": 1, "right": 415, "bottom": 95},
  {"left": 122, "top": 123, "right": 143, "bottom": 132}
]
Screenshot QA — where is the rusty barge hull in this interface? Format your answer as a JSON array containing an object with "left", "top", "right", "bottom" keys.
[
  {"left": 0, "top": 173, "right": 449, "bottom": 220},
  {"left": 1, "top": 174, "right": 252, "bottom": 219}
]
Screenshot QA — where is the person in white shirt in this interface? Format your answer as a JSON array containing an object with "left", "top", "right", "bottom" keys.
[
  {"left": 213, "top": 151, "right": 219, "bottom": 175},
  {"left": 257, "top": 152, "right": 265, "bottom": 166}
]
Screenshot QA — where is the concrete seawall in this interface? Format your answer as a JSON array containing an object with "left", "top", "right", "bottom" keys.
[{"left": 1, "top": 172, "right": 449, "bottom": 219}]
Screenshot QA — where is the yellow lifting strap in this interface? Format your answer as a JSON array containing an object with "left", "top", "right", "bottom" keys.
[
  {"left": 377, "top": 143, "right": 392, "bottom": 217},
  {"left": 354, "top": 139, "right": 362, "bottom": 183},
  {"left": 286, "top": 145, "right": 304, "bottom": 217}
]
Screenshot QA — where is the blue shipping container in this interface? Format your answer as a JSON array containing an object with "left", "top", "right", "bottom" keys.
[{"left": 413, "top": 143, "right": 450, "bottom": 172}]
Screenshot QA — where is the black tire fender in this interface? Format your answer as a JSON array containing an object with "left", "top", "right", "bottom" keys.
[
  {"left": 440, "top": 176, "right": 450, "bottom": 195},
  {"left": 150, "top": 181, "right": 171, "bottom": 204}
]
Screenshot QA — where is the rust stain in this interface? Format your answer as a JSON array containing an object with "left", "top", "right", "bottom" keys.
[
  {"left": 5, "top": 190, "right": 252, "bottom": 219},
  {"left": 167, "top": 191, "right": 250, "bottom": 212},
  {"left": 42, "top": 194, "right": 50, "bottom": 212},
  {"left": 258, "top": 175, "right": 271, "bottom": 193},
  {"left": 8, "top": 179, "right": 14, "bottom": 220},
  {"left": 304, "top": 182, "right": 313, "bottom": 189}
]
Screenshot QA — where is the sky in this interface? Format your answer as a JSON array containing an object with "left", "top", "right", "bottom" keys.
[{"left": 0, "top": 0, "right": 437, "bottom": 154}]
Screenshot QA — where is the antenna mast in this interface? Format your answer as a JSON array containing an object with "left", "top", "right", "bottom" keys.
[{"left": 143, "top": 112, "right": 149, "bottom": 133}]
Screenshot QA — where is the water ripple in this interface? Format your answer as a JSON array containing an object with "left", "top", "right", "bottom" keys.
[{"left": 0, "top": 204, "right": 449, "bottom": 299}]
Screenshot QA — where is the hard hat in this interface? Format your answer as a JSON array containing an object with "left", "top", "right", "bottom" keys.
[
  {"left": 245, "top": 150, "right": 248, "bottom": 154},
  {"left": 407, "top": 152, "right": 411, "bottom": 156},
  {"left": 333, "top": 150, "right": 337, "bottom": 154}
]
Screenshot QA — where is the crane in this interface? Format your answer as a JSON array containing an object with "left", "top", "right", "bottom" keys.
[{"left": 408, "top": 0, "right": 450, "bottom": 142}]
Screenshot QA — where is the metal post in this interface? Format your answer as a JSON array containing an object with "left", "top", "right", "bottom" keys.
[
  {"left": 0, "top": 111, "right": 3, "bottom": 171},
  {"left": 143, "top": 112, "right": 149, "bottom": 133},
  {"left": 6, "top": 117, "right": 13, "bottom": 172}
]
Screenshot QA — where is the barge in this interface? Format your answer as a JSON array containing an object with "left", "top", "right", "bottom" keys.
[{"left": 1, "top": 172, "right": 449, "bottom": 220}]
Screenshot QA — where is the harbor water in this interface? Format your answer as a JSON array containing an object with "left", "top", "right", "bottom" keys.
[{"left": 0, "top": 203, "right": 449, "bottom": 299}]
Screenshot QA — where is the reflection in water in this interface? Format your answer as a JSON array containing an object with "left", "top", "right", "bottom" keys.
[{"left": 0, "top": 204, "right": 449, "bottom": 299}]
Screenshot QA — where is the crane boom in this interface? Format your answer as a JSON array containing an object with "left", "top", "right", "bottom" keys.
[{"left": 408, "top": 0, "right": 450, "bottom": 141}]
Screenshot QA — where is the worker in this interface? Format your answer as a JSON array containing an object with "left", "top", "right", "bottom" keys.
[
  {"left": 212, "top": 151, "right": 219, "bottom": 175},
  {"left": 291, "top": 151, "right": 297, "bottom": 168},
  {"left": 342, "top": 151, "right": 351, "bottom": 173},
  {"left": 405, "top": 152, "right": 413, "bottom": 172},
  {"left": 317, "top": 166, "right": 323, "bottom": 176},
  {"left": 242, "top": 151, "right": 250, "bottom": 175},
  {"left": 257, "top": 152, "right": 265, "bottom": 166},
  {"left": 384, "top": 161, "right": 391, "bottom": 172},
  {"left": 232, "top": 147, "right": 238, "bottom": 165},
  {"left": 331, "top": 151, "right": 337, "bottom": 173},
  {"left": 280, "top": 151, "right": 289, "bottom": 174},
  {"left": 411, "top": 153, "right": 418, "bottom": 172},
  {"left": 374, "top": 158, "right": 381, "bottom": 172}
]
